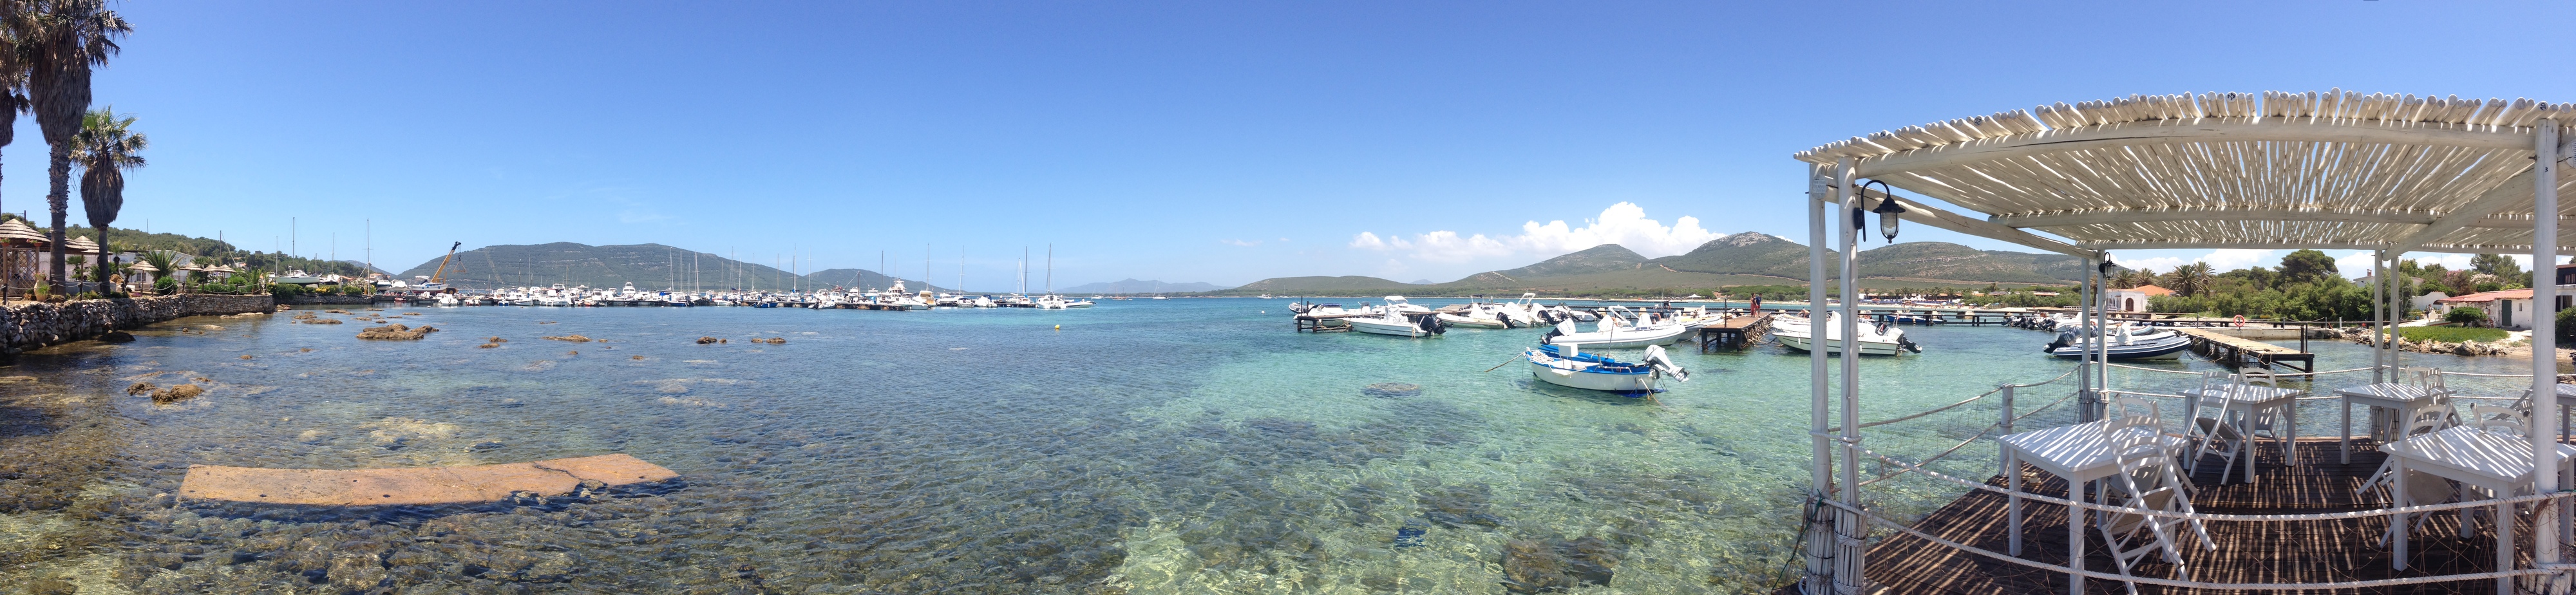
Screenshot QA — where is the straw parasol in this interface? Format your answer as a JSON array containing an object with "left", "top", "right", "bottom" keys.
[{"left": 0, "top": 220, "right": 48, "bottom": 247}]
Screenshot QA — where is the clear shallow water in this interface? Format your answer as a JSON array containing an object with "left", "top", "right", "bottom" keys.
[{"left": 0, "top": 301, "right": 2555, "bottom": 594}]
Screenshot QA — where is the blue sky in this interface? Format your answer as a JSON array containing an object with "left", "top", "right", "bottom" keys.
[{"left": 15, "top": 1, "right": 2571, "bottom": 288}]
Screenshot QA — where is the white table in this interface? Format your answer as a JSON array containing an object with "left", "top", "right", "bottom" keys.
[
  {"left": 2334, "top": 382, "right": 2434, "bottom": 464},
  {"left": 2181, "top": 384, "right": 2304, "bottom": 480},
  {"left": 1996, "top": 419, "right": 2193, "bottom": 595},
  {"left": 2383, "top": 426, "right": 2576, "bottom": 593}
]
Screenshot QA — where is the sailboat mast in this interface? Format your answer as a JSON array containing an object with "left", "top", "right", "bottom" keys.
[{"left": 1045, "top": 244, "right": 1052, "bottom": 294}]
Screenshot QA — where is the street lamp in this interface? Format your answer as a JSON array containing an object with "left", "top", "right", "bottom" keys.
[{"left": 1861, "top": 180, "right": 1904, "bottom": 241}]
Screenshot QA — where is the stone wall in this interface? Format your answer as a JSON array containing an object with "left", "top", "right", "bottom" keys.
[{"left": 0, "top": 294, "right": 275, "bottom": 354}]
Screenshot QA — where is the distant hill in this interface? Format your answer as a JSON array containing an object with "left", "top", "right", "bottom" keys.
[
  {"left": 1226, "top": 276, "right": 1416, "bottom": 294},
  {"left": 1204, "top": 233, "right": 2087, "bottom": 296},
  {"left": 1653, "top": 232, "right": 1824, "bottom": 277},
  {"left": 1059, "top": 279, "right": 1226, "bottom": 294},
  {"left": 392, "top": 242, "right": 917, "bottom": 291},
  {"left": 804, "top": 269, "right": 953, "bottom": 294}
]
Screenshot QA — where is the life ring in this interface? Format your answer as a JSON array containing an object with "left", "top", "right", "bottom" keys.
[{"left": 2231, "top": 315, "right": 2247, "bottom": 328}]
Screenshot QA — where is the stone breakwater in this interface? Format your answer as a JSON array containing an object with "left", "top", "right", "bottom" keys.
[
  {"left": 0, "top": 294, "right": 274, "bottom": 354},
  {"left": 282, "top": 295, "right": 372, "bottom": 305}
]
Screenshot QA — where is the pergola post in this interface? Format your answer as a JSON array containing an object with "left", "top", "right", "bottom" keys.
[
  {"left": 1833, "top": 160, "right": 1868, "bottom": 595},
  {"left": 2532, "top": 117, "right": 2562, "bottom": 595},
  {"left": 2373, "top": 250, "right": 2387, "bottom": 384},
  {"left": 1804, "top": 164, "right": 1836, "bottom": 594}
]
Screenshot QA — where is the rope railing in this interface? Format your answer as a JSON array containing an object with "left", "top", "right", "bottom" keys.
[
  {"left": 1832, "top": 368, "right": 2081, "bottom": 433},
  {"left": 1857, "top": 388, "right": 2083, "bottom": 488},
  {"left": 2105, "top": 363, "right": 2376, "bottom": 378}
]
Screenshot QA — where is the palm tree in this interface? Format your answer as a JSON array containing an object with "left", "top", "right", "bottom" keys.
[
  {"left": 2166, "top": 262, "right": 2215, "bottom": 297},
  {"left": 24, "top": 0, "right": 128, "bottom": 287},
  {"left": 72, "top": 106, "right": 139, "bottom": 286}
]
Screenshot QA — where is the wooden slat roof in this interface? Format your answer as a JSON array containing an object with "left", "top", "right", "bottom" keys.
[{"left": 1797, "top": 90, "right": 2576, "bottom": 254}]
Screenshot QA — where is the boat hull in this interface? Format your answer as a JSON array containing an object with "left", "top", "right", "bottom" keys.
[
  {"left": 1434, "top": 313, "right": 1510, "bottom": 328},
  {"left": 1349, "top": 318, "right": 1436, "bottom": 337},
  {"left": 1546, "top": 326, "right": 1689, "bottom": 349},
  {"left": 2049, "top": 338, "right": 2192, "bottom": 360},
  {"left": 1776, "top": 334, "right": 1909, "bottom": 356},
  {"left": 1529, "top": 361, "right": 1658, "bottom": 393}
]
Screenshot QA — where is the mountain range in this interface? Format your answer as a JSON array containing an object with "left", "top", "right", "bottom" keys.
[
  {"left": 1211, "top": 232, "right": 2088, "bottom": 296},
  {"left": 1059, "top": 279, "right": 1225, "bottom": 294},
  {"left": 395, "top": 243, "right": 952, "bottom": 292}
]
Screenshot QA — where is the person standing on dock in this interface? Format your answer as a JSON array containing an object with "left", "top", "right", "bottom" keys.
[{"left": 1748, "top": 295, "right": 1761, "bottom": 317}]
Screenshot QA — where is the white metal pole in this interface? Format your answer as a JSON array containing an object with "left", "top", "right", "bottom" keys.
[
  {"left": 1804, "top": 165, "right": 1835, "bottom": 594},
  {"left": 2372, "top": 251, "right": 2387, "bottom": 384},
  {"left": 1833, "top": 161, "right": 1865, "bottom": 595},
  {"left": 2530, "top": 117, "right": 2562, "bottom": 595}
]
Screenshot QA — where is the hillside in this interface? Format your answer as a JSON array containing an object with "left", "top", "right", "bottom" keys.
[
  {"left": 395, "top": 243, "right": 868, "bottom": 291},
  {"left": 1060, "top": 279, "right": 1226, "bottom": 294},
  {"left": 1205, "top": 234, "right": 2088, "bottom": 296},
  {"left": 1226, "top": 276, "right": 1415, "bottom": 294},
  {"left": 804, "top": 269, "right": 952, "bottom": 293},
  {"left": 1652, "top": 232, "right": 1821, "bottom": 277}
]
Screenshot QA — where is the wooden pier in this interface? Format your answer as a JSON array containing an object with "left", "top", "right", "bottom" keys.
[
  {"left": 2177, "top": 327, "right": 2315, "bottom": 372},
  {"left": 1828, "top": 439, "right": 2523, "bottom": 595},
  {"left": 1698, "top": 313, "right": 1772, "bottom": 352}
]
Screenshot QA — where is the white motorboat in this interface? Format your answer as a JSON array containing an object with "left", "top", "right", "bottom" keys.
[
  {"left": 1435, "top": 303, "right": 1520, "bottom": 329},
  {"left": 1526, "top": 343, "right": 1689, "bottom": 395},
  {"left": 1348, "top": 308, "right": 1446, "bottom": 337},
  {"left": 2045, "top": 323, "right": 2191, "bottom": 359},
  {"left": 1537, "top": 316, "right": 1691, "bottom": 349},
  {"left": 1774, "top": 312, "right": 1921, "bottom": 355},
  {"left": 433, "top": 294, "right": 460, "bottom": 307}
]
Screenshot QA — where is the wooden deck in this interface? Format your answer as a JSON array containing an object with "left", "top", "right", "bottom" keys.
[
  {"left": 1830, "top": 439, "right": 2546, "bottom": 594},
  {"left": 1698, "top": 313, "right": 1772, "bottom": 352},
  {"left": 2178, "top": 328, "right": 2316, "bottom": 373}
]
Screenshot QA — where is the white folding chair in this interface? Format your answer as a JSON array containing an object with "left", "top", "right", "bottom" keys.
[
  {"left": 2472, "top": 404, "right": 2529, "bottom": 437},
  {"left": 2188, "top": 375, "right": 2249, "bottom": 484},
  {"left": 2380, "top": 469, "right": 2476, "bottom": 550},
  {"left": 2098, "top": 415, "right": 2208, "bottom": 594},
  {"left": 2358, "top": 399, "right": 2461, "bottom": 498}
]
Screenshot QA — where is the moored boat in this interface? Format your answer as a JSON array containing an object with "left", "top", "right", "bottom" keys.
[{"left": 1526, "top": 343, "right": 1688, "bottom": 395}]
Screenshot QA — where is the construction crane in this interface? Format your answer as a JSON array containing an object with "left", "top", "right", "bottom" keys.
[{"left": 422, "top": 242, "right": 461, "bottom": 291}]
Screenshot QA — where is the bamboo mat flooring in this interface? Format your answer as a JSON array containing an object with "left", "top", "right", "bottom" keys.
[{"left": 1789, "top": 438, "right": 2561, "bottom": 594}]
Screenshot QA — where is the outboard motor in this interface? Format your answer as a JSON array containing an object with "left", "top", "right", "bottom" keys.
[
  {"left": 1642, "top": 345, "right": 1690, "bottom": 382},
  {"left": 1416, "top": 313, "right": 1447, "bottom": 335},
  {"left": 2043, "top": 329, "right": 2076, "bottom": 353},
  {"left": 1899, "top": 335, "right": 1922, "bottom": 354},
  {"left": 1540, "top": 320, "right": 1575, "bottom": 345}
]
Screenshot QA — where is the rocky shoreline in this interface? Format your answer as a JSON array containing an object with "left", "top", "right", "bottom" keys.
[
  {"left": 0, "top": 294, "right": 274, "bottom": 355},
  {"left": 2340, "top": 326, "right": 2529, "bottom": 357}
]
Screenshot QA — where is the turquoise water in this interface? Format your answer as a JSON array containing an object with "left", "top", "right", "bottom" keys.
[{"left": 0, "top": 300, "right": 2555, "bottom": 594}]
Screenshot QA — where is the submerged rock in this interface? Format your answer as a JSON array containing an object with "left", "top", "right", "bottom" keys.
[
  {"left": 356, "top": 323, "right": 438, "bottom": 341},
  {"left": 1362, "top": 382, "right": 1421, "bottom": 399},
  {"left": 542, "top": 335, "right": 592, "bottom": 343},
  {"left": 100, "top": 330, "right": 134, "bottom": 342},
  {"left": 151, "top": 383, "right": 204, "bottom": 404}
]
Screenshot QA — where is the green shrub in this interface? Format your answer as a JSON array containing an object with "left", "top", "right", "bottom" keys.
[
  {"left": 2445, "top": 307, "right": 2490, "bottom": 326},
  {"left": 270, "top": 283, "right": 303, "bottom": 299},
  {"left": 152, "top": 276, "right": 176, "bottom": 294},
  {"left": 2403, "top": 325, "right": 2509, "bottom": 343}
]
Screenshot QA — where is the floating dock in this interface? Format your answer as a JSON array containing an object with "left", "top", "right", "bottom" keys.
[
  {"left": 2177, "top": 327, "right": 2315, "bottom": 372},
  {"left": 1698, "top": 314, "right": 1772, "bottom": 352}
]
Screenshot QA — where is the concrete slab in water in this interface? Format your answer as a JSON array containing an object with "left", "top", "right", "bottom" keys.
[{"left": 179, "top": 454, "right": 679, "bottom": 505}]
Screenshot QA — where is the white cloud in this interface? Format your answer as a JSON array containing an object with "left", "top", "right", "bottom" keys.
[
  {"left": 2119, "top": 256, "right": 2190, "bottom": 274},
  {"left": 1348, "top": 202, "right": 1721, "bottom": 263},
  {"left": 2333, "top": 252, "right": 2374, "bottom": 278},
  {"left": 1220, "top": 239, "right": 1262, "bottom": 247},
  {"left": 2202, "top": 249, "right": 2277, "bottom": 272}
]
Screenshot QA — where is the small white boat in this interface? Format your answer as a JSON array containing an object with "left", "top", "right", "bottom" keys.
[
  {"left": 433, "top": 294, "right": 460, "bottom": 307},
  {"left": 2045, "top": 323, "right": 2191, "bottom": 359},
  {"left": 1537, "top": 314, "right": 1692, "bottom": 349},
  {"left": 1527, "top": 343, "right": 1688, "bottom": 395},
  {"left": 1774, "top": 312, "right": 1920, "bottom": 355},
  {"left": 1349, "top": 308, "right": 1445, "bottom": 337},
  {"left": 1435, "top": 303, "right": 1520, "bottom": 329}
]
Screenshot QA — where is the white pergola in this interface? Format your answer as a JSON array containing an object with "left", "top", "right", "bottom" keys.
[{"left": 1794, "top": 90, "right": 2574, "bottom": 594}]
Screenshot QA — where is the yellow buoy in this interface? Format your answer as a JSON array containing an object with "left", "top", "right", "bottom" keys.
[{"left": 1054, "top": 325, "right": 1061, "bottom": 330}]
